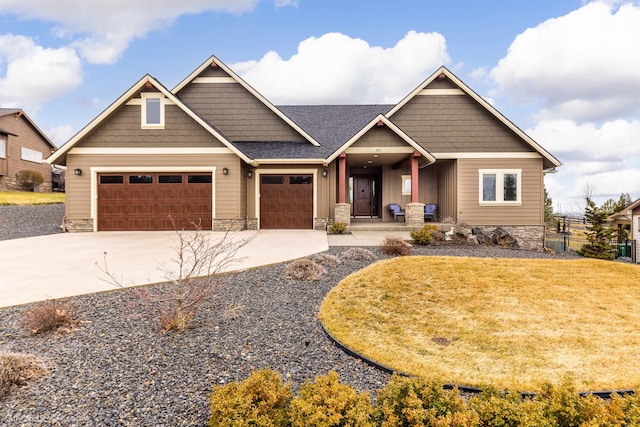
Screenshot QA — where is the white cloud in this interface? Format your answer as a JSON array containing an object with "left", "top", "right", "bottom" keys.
[
  {"left": 491, "top": 1, "right": 640, "bottom": 123},
  {"left": 0, "top": 0, "right": 259, "bottom": 64},
  {"left": 46, "top": 125, "right": 75, "bottom": 147},
  {"left": 529, "top": 118, "right": 640, "bottom": 211},
  {"left": 275, "top": 0, "right": 298, "bottom": 8},
  {"left": 0, "top": 34, "right": 82, "bottom": 111},
  {"left": 233, "top": 31, "right": 450, "bottom": 105}
]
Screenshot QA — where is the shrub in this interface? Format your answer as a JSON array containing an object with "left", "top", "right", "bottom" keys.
[
  {"left": 307, "top": 253, "right": 341, "bottom": 268},
  {"left": 341, "top": 248, "right": 376, "bottom": 262},
  {"left": 0, "top": 352, "right": 48, "bottom": 401},
  {"left": 289, "top": 371, "right": 376, "bottom": 427},
  {"left": 285, "top": 258, "right": 326, "bottom": 281},
  {"left": 380, "top": 236, "right": 412, "bottom": 256},
  {"left": 208, "top": 369, "right": 293, "bottom": 427},
  {"left": 469, "top": 387, "right": 546, "bottom": 427},
  {"left": 21, "top": 299, "right": 79, "bottom": 335},
  {"left": 15, "top": 170, "right": 44, "bottom": 191},
  {"left": 410, "top": 225, "right": 437, "bottom": 245},
  {"left": 328, "top": 221, "right": 348, "bottom": 234},
  {"left": 430, "top": 230, "right": 446, "bottom": 242},
  {"left": 376, "top": 375, "right": 479, "bottom": 427}
]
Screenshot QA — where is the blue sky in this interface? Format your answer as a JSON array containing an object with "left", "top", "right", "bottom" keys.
[{"left": 1, "top": 0, "right": 639, "bottom": 213}]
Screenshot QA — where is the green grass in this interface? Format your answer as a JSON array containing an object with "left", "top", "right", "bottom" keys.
[
  {"left": 320, "top": 256, "right": 640, "bottom": 391},
  {"left": 0, "top": 191, "right": 65, "bottom": 205}
]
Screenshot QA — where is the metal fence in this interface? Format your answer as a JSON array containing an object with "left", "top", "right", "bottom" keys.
[{"left": 545, "top": 235, "right": 637, "bottom": 263}]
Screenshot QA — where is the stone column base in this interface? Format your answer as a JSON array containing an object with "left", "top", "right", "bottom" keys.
[
  {"left": 405, "top": 203, "right": 425, "bottom": 227},
  {"left": 333, "top": 203, "right": 351, "bottom": 226}
]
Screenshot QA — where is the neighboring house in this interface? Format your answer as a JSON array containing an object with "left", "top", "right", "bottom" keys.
[
  {"left": 46, "top": 55, "right": 561, "bottom": 249},
  {"left": 0, "top": 108, "right": 57, "bottom": 192},
  {"left": 608, "top": 198, "right": 640, "bottom": 262}
]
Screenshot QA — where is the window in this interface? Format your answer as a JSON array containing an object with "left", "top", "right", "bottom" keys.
[
  {"left": 159, "top": 175, "right": 182, "bottom": 184},
  {"left": 261, "top": 176, "right": 285, "bottom": 185},
  {"left": 129, "top": 175, "right": 153, "bottom": 184},
  {"left": 21, "top": 147, "right": 43, "bottom": 164},
  {"left": 478, "top": 169, "right": 521, "bottom": 205},
  {"left": 289, "top": 176, "right": 312, "bottom": 184},
  {"left": 100, "top": 175, "right": 124, "bottom": 184},
  {"left": 401, "top": 175, "right": 411, "bottom": 196},
  {"left": 188, "top": 175, "right": 212, "bottom": 184},
  {"left": 0, "top": 135, "right": 6, "bottom": 158},
  {"left": 141, "top": 93, "right": 164, "bottom": 128}
]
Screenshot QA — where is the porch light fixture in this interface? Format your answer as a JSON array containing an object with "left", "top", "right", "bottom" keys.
[
  {"left": 74, "top": 168, "right": 82, "bottom": 176},
  {"left": 222, "top": 167, "right": 229, "bottom": 175},
  {"left": 247, "top": 170, "right": 253, "bottom": 179},
  {"left": 322, "top": 169, "right": 328, "bottom": 177}
]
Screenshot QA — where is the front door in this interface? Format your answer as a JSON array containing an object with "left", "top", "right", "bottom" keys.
[{"left": 353, "top": 175, "right": 378, "bottom": 217}]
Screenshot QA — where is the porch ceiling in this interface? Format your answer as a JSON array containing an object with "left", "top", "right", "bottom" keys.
[{"left": 346, "top": 152, "right": 412, "bottom": 169}]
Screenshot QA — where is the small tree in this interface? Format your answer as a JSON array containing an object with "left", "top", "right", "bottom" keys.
[
  {"left": 577, "top": 198, "right": 616, "bottom": 260},
  {"left": 15, "top": 170, "right": 44, "bottom": 191},
  {"left": 99, "top": 224, "right": 255, "bottom": 330},
  {"left": 544, "top": 186, "right": 554, "bottom": 223}
]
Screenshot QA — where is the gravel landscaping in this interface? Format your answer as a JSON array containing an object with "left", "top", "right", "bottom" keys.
[
  {"left": 0, "top": 204, "right": 64, "bottom": 241},
  {"left": 0, "top": 205, "right": 579, "bottom": 426}
]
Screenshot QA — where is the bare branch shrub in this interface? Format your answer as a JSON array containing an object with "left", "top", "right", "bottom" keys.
[
  {"left": 21, "top": 299, "right": 79, "bottom": 335},
  {"left": 341, "top": 248, "right": 376, "bottom": 262},
  {"left": 380, "top": 236, "right": 412, "bottom": 256},
  {"left": 307, "top": 253, "right": 341, "bottom": 268},
  {"left": 285, "top": 259, "right": 326, "bottom": 281},
  {"left": 98, "top": 224, "right": 255, "bottom": 331},
  {"left": 0, "top": 352, "right": 48, "bottom": 401}
]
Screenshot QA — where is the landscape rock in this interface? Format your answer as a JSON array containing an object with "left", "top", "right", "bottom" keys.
[{"left": 492, "top": 227, "right": 519, "bottom": 248}]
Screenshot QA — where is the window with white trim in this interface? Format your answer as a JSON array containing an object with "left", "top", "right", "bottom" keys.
[
  {"left": 0, "top": 135, "right": 6, "bottom": 158},
  {"left": 401, "top": 175, "right": 411, "bottom": 196},
  {"left": 141, "top": 93, "right": 164, "bottom": 129},
  {"left": 21, "top": 147, "right": 43, "bottom": 164},
  {"left": 478, "top": 169, "right": 521, "bottom": 205}
]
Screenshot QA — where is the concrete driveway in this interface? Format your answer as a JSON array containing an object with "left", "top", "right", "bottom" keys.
[{"left": 0, "top": 230, "right": 328, "bottom": 308}]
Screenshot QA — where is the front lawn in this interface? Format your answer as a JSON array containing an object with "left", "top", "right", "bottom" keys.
[
  {"left": 320, "top": 256, "right": 640, "bottom": 391},
  {"left": 0, "top": 191, "right": 65, "bottom": 205}
]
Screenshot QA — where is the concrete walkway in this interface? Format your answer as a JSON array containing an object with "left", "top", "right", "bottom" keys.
[{"left": 0, "top": 230, "right": 328, "bottom": 308}]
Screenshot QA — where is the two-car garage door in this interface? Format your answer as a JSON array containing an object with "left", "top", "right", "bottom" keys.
[
  {"left": 97, "top": 172, "right": 212, "bottom": 231},
  {"left": 97, "top": 172, "right": 314, "bottom": 231}
]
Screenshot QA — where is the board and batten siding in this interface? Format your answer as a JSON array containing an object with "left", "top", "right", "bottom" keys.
[
  {"left": 457, "top": 158, "right": 543, "bottom": 226},
  {"left": 65, "top": 153, "right": 243, "bottom": 221},
  {"left": 79, "top": 104, "right": 224, "bottom": 148},
  {"left": 178, "top": 82, "right": 303, "bottom": 142}
]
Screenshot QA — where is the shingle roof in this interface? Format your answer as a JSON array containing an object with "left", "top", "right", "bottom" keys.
[
  {"left": 0, "top": 108, "right": 21, "bottom": 117},
  {"left": 232, "top": 105, "right": 393, "bottom": 160}
]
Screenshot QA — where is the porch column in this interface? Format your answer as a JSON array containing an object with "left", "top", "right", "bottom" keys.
[
  {"left": 338, "top": 152, "right": 346, "bottom": 203},
  {"left": 406, "top": 150, "right": 424, "bottom": 227},
  {"left": 334, "top": 152, "right": 351, "bottom": 228},
  {"left": 411, "top": 150, "right": 420, "bottom": 203}
]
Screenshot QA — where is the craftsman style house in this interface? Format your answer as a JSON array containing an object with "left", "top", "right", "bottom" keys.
[
  {"left": 1, "top": 108, "right": 57, "bottom": 191},
  {"left": 47, "top": 55, "right": 561, "bottom": 249}
]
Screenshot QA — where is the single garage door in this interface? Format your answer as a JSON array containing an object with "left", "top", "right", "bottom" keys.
[
  {"left": 260, "top": 174, "right": 313, "bottom": 229},
  {"left": 98, "top": 172, "right": 212, "bottom": 231}
]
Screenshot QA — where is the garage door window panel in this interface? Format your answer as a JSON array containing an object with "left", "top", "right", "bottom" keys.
[
  {"left": 129, "top": 175, "right": 153, "bottom": 184},
  {"left": 159, "top": 175, "right": 182, "bottom": 184},
  {"left": 100, "top": 175, "right": 124, "bottom": 184}
]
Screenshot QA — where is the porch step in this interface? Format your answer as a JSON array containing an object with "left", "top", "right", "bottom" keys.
[{"left": 349, "top": 223, "right": 423, "bottom": 232}]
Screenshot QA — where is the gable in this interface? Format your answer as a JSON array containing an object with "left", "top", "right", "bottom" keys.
[
  {"left": 351, "top": 125, "right": 411, "bottom": 148},
  {"left": 177, "top": 79, "right": 303, "bottom": 142},
  {"left": 391, "top": 91, "right": 535, "bottom": 154},
  {"left": 76, "top": 88, "right": 224, "bottom": 149}
]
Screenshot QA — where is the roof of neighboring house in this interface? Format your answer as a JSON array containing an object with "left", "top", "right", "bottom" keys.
[
  {"left": 0, "top": 108, "right": 56, "bottom": 150},
  {"left": 609, "top": 198, "right": 640, "bottom": 221}
]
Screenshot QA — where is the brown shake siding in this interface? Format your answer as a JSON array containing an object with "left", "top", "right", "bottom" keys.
[
  {"left": 65, "top": 153, "right": 242, "bottom": 220},
  {"left": 0, "top": 115, "right": 53, "bottom": 191},
  {"left": 351, "top": 126, "right": 410, "bottom": 148},
  {"left": 457, "top": 158, "right": 543, "bottom": 226},
  {"left": 177, "top": 83, "right": 303, "bottom": 142},
  {"left": 391, "top": 95, "right": 536, "bottom": 153},
  {"left": 79, "top": 105, "right": 223, "bottom": 148}
]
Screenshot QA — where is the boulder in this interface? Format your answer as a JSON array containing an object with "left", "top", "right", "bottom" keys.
[
  {"left": 492, "top": 227, "right": 519, "bottom": 248},
  {"left": 471, "top": 227, "right": 490, "bottom": 244},
  {"left": 467, "top": 235, "right": 479, "bottom": 245}
]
